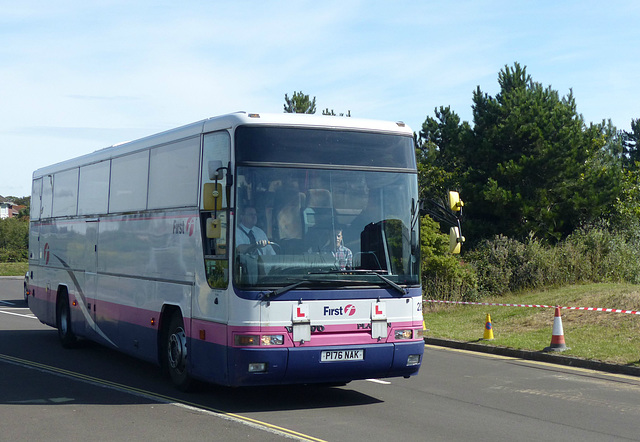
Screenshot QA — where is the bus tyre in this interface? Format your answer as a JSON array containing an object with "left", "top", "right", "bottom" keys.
[
  {"left": 56, "top": 293, "right": 77, "bottom": 348},
  {"left": 165, "top": 312, "right": 192, "bottom": 391}
]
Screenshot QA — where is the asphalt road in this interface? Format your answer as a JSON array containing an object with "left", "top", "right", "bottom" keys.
[{"left": 2, "top": 276, "right": 640, "bottom": 441}]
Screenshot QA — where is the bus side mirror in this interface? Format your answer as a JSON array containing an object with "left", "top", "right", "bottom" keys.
[
  {"left": 208, "top": 160, "right": 224, "bottom": 181},
  {"left": 449, "top": 191, "right": 464, "bottom": 212},
  {"left": 203, "top": 183, "right": 223, "bottom": 210},
  {"left": 449, "top": 226, "right": 465, "bottom": 254}
]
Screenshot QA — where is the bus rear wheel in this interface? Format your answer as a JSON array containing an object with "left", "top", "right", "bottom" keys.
[
  {"left": 56, "top": 292, "right": 77, "bottom": 348},
  {"left": 164, "top": 312, "right": 192, "bottom": 391}
]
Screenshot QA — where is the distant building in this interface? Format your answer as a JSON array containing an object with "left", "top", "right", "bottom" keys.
[{"left": 0, "top": 196, "right": 25, "bottom": 219}]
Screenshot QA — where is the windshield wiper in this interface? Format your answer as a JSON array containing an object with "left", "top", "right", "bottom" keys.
[
  {"left": 261, "top": 280, "right": 310, "bottom": 300},
  {"left": 260, "top": 277, "right": 345, "bottom": 301},
  {"left": 311, "top": 269, "right": 408, "bottom": 296},
  {"left": 370, "top": 272, "right": 407, "bottom": 296}
]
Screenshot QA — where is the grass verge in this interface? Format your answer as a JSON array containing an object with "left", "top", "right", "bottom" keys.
[
  {"left": 424, "top": 283, "right": 640, "bottom": 367},
  {"left": 0, "top": 262, "right": 28, "bottom": 276}
]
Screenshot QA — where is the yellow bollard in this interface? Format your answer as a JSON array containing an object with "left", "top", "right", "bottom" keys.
[{"left": 483, "top": 313, "right": 495, "bottom": 340}]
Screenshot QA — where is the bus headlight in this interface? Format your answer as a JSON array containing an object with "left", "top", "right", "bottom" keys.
[
  {"left": 395, "top": 329, "right": 413, "bottom": 340},
  {"left": 407, "top": 354, "right": 421, "bottom": 366},
  {"left": 234, "top": 334, "right": 284, "bottom": 346},
  {"left": 261, "top": 335, "right": 284, "bottom": 346},
  {"left": 413, "top": 329, "right": 424, "bottom": 339}
]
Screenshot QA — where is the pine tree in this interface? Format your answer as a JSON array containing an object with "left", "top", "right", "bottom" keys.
[{"left": 283, "top": 91, "right": 317, "bottom": 114}]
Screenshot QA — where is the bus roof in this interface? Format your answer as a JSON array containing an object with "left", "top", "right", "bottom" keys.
[{"left": 33, "top": 112, "right": 414, "bottom": 178}]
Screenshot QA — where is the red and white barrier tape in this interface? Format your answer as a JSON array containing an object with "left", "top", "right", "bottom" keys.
[{"left": 424, "top": 299, "right": 640, "bottom": 315}]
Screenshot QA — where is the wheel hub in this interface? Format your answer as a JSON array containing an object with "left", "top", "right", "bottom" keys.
[{"left": 168, "top": 327, "right": 187, "bottom": 370}]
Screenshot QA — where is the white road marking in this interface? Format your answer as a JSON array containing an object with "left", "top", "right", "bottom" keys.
[
  {"left": 0, "top": 310, "right": 37, "bottom": 319},
  {"left": 365, "top": 378, "right": 391, "bottom": 385}
]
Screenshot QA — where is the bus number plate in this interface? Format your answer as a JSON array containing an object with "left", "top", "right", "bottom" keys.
[{"left": 321, "top": 350, "right": 364, "bottom": 362}]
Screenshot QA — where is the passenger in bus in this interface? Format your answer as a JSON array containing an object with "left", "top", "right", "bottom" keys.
[
  {"left": 333, "top": 229, "right": 353, "bottom": 270},
  {"left": 307, "top": 228, "right": 353, "bottom": 270},
  {"left": 236, "top": 206, "right": 276, "bottom": 255}
]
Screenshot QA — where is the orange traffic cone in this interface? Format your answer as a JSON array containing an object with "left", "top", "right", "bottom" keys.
[
  {"left": 544, "top": 306, "right": 569, "bottom": 352},
  {"left": 483, "top": 313, "right": 494, "bottom": 340}
]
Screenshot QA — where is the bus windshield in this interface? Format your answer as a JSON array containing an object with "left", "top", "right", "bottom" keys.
[{"left": 233, "top": 166, "right": 420, "bottom": 291}]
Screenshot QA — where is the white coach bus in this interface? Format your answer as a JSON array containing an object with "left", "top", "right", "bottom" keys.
[{"left": 27, "top": 112, "right": 434, "bottom": 390}]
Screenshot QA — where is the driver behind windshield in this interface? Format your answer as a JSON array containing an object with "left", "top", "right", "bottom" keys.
[{"left": 236, "top": 206, "right": 276, "bottom": 255}]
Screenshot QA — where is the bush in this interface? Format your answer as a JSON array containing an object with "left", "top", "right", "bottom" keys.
[
  {"left": 0, "top": 247, "right": 27, "bottom": 262},
  {"left": 464, "top": 222, "right": 640, "bottom": 297},
  {"left": 0, "top": 218, "right": 28, "bottom": 263},
  {"left": 465, "top": 235, "right": 518, "bottom": 296},
  {"left": 564, "top": 223, "right": 640, "bottom": 284},
  {"left": 421, "top": 216, "right": 478, "bottom": 301}
]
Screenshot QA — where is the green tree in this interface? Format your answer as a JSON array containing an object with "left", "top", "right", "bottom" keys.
[
  {"left": 452, "top": 63, "right": 621, "bottom": 242},
  {"left": 6, "top": 196, "right": 30, "bottom": 220},
  {"left": 417, "top": 106, "right": 470, "bottom": 203},
  {"left": 601, "top": 118, "right": 640, "bottom": 224},
  {"left": 8, "top": 196, "right": 30, "bottom": 208},
  {"left": 284, "top": 91, "right": 317, "bottom": 114},
  {"left": 622, "top": 118, "right": 640, "bottom": 169}
]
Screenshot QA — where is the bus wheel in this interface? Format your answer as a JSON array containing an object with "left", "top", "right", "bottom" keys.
[
  {"left": 56, "top": 292, "right": 77, "bottom": 348},
  {"left": 165, "top": 312, "right": 192, "bottom": 391}
]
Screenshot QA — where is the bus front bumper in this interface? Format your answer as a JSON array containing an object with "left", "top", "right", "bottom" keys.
[{"left": 225, "top": 340, "right": 424, "bottom": 387}]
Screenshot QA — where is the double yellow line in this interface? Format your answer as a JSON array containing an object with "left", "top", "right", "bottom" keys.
[{"left": 0, "top": 353, "right": 326, "bottom": 442}]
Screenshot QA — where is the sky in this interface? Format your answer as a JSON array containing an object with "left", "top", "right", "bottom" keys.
[{"left": 1, "top": 1, "right": 639, "bottom": 198}]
